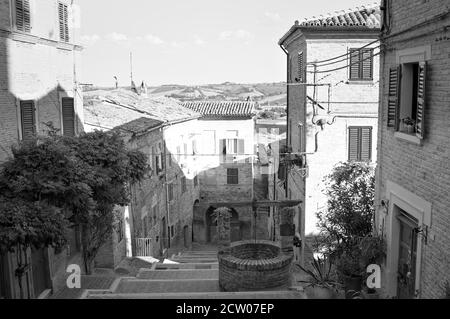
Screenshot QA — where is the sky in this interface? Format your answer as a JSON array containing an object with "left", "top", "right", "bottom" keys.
[{"left": 77, "top": 0, "right": 377, "bottom": 87}]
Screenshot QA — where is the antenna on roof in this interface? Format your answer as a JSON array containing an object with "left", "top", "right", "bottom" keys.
[
  {"left": 130, "top": 52, "right": 134, "bottom": 83},
  {"left": 130, "top": 52, "right": 138, "bottom": 93}
]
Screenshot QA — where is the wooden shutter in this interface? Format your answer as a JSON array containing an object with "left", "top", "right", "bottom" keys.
[
  {"left": 297, "top": 52, "right": 304, "bottom": 83},
  {"left": 62, "top": 97, "right": 75, "bottom": 136},
  {"left": 237, "top": 139, "right": 245, "bottom": 155},
  {"left": 387, "top": 66, "right": 401, "bottom": 129},
  {"left": 361, "top": 49, "right": 373, "bottom": 80},
  {"left": 20, "top": 100, "right": 35, "bottom": 141},
  {"left": 15, "top": 0, "right": 31, "bottom": 33},
  {"left": 58, "top": 2, "right": 69, "bottom": 42},
  {"left": 360, "top": 127, "right": 372, "bottom": 161},
  {"left": 220, "top": 139, "right": 226, "bottom": 154},
  {"left": 416, "top": 62, "right": 426, "bottom": 139},
  {"left": 349, "top": 49, "right": 360, "bottom": 80},
  {"left": 348, "top": 127, "right": 360, "bottom": 161}
]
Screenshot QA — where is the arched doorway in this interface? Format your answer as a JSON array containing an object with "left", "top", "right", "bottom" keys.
[{"left": 205, "top": 207, "right": 241, "bottom": 244}]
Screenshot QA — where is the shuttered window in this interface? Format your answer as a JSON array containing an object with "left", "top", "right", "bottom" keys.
[
  {"left": 348, "top": 127, "right": 372, "bottom": 162},
  {"left": 58, "top": 2, "right": 69, "bottom": 42},
  {"left": 227, "top": 168, "right": 239, "bottom": 185},
  {"left": 168, "top": 183, "right": 174, "bottom": 201},
  {"left": 349, "top": 48, "right": 373, "bottom": 81},
  {"left": 387, "top": 66, "right": 401, "bottom": 129},
  {"left": 15, "top": 0, "right": 31, "bottom": 33},
  {"left": 415, "top": 62, "right": 426, "bottom": 139},
  {"left": 20, "top": 100, "right": 35, "bottom": 141},
  {"left": 62, "top": 97, "right": 75, "bottom": 136},
  {"left": 181, "top": 177, "right": 187, "bottom": 194}
]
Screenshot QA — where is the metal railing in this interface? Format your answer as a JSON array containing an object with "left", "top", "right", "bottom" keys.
[{"left": 134, "top": 238, "right": 153, "bottom": 257}]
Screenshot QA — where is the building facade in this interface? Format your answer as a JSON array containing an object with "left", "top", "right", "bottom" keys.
[
  {"left": 0, "top": 0, "right": 83, "bottom": 299},
  {"left": 182, "top": 101, "right": 259, "bottom": 244},
  {"left": 84, "top": 89, "right": 201, "bottom": 260},
  {"left": 278, "top": 4, "right": 381, "bottom": 262},
  {"left": 375, "top": 0, "right": 450, "bottom": 299}
]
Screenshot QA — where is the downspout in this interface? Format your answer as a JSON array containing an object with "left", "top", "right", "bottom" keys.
[
  {"left": 279, "top": 43, "right": 289, "bottom": 198},
  {"left": 163, "top": 128, "right": 171, "bottom": 250}
]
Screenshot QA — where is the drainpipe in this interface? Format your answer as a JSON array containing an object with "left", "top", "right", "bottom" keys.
[
  {"left": 163, "top": 133, "right": 171, "bottom": 250},
  {"left": 279, "top": 43, "right": 289, "bottom": 198}
]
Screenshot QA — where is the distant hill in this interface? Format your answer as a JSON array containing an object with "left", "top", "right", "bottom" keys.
[
  {"left": 82, "top": 82, "right": 287, "bottom": 120},
  {"left": 144, "top": 82, "right": 287, "bottom": 107}
]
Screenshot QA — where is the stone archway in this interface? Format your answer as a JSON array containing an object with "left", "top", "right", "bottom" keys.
[{"left": 205, "top": 207, "right": 241, "bottom": 244}]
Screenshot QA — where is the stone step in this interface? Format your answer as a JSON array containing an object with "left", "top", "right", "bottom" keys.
[
  {"left": 171, "top": 258, "right": 218, "bottom": 263},
  {"left": 154, "top": 262, "right": 218, "bottom": 270},
  {"left": 115, "top": 278, "right": 221, "bottom": 294},
  {"left": 177, "top": 253, "right": 218, "bottom": 257},
  {"left": 137, "top": 269, "right": 218, "bottom": 280},
  {"left": 86, "top": 290, "right": 307, "bottom": 299}
]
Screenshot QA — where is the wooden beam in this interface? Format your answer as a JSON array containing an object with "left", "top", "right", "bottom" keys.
[{"left": 208, "top": 200, "right": 302, "bottom": 209}]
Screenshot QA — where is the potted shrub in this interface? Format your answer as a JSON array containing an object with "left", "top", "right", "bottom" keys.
[
  {"left": 297, "top": 257, "right": 341, "bottom": 299},
  {"left": 336, "top": 248, "right": 365, "bottom": 298}
]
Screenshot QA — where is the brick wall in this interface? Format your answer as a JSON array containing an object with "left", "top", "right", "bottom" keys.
[
  {"left": 218, "top": 240, "right": 293, "bottom": 291},
  {"left": 128, "top": 119, "right": 201, "bottom": 256},
  {"left": 0, "top": 0, "right": 82, "bottom": 163},
  {"left": 376, "top": 0, "right": 450, "bottom": 299},
  {"left": 194, "top": 119, "right": 256, "bottom": 243}
]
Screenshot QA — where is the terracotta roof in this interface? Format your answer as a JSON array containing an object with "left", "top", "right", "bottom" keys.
[
  {"left": 182, "top": 101, "right": 256, "bottom": 119},
  {"left": 279, "top": 2, "right": 381, "bottom": 45},
  {"left": 300, "top": 3, "right": 381, "bottom": 28},
  {"left": 83, "top": 89, "right": 200, "bottom": 134}
]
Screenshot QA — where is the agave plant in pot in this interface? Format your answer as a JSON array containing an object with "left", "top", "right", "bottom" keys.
[{"left": 297, "top": 257, "right": 341, "bottom": 299}]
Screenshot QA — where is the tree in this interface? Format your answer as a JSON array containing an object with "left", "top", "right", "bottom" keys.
[
  {"left": 211, "top": 207, "right": 232, "bottom": 251},
  {"left": 316, "top": 162, "right": 375, "bottom": 257},
  {"left": 0, "top": 128, "right": 148, "bottom": 279}
]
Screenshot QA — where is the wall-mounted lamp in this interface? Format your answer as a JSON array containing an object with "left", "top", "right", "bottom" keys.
[{"left": 381, "top": 199, "right": 389, "bottom": 215}]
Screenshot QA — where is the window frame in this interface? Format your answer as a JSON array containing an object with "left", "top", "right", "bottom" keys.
[
  {"left": 14, "top": 0, "right": 32, "bottom": 33},
  {"left": 167, "top": 183, "right": 174, "bottom": 202},
  {"left": 58, "top": 1, "right": 70, "bottom": 43},
  {"left": 61, "top": 97, "right": 75, "bottom": 137},
  {"left": 348, "top": 126, "right": 373, "bottom": 162},
  {"left": 226, "top": 168, "right": 239, "bottom": 185},
  {"left": 181, "top": 176, "right": 187, "bottom": 194},
  {"left": 19, "top": 100, "right": 36, "bottom": 141},
  {"left": 348, "top": 48, "right": 374, "bottom": 81}
]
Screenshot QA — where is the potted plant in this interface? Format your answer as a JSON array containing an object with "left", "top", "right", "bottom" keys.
[
  {"left": 336, "top": 247, "right": 365, "bottom": 298},
  {"left": 296, "top": 257, "right": 341, "bottom": 299},
  {"left": 401, "top": 117, "right": 416, "bottom": 134}
]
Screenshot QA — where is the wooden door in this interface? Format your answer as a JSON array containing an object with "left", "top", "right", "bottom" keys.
[{"left": 397, "top": 214, "right": 418, "bottom": 299}]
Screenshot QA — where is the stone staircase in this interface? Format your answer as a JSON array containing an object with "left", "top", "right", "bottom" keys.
[{"left": 83, "top": 246, "right": 306, "bottom": 299}]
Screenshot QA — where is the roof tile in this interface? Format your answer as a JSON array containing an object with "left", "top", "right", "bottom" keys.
[
  {"left": 182, "top": 101, "right": 256, "bottom": 119},
  {"left": 300, "top": 4, "right": 381, "bottom": 28}
]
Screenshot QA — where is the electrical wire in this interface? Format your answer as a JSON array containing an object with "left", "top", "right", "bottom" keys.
[
  {"left": 306, "top": 39, "right": 379, "bottom": 65},
  {"left": 306, "top": 45, "right": 381, "bottom": 68},
  {"left": 308, "top": 50, "right": 381, "bottom": 74}
]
